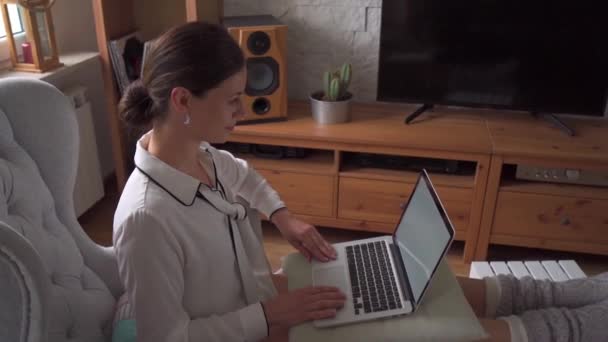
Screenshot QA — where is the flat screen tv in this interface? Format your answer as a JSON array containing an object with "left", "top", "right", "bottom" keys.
[{"left": 377, "top": 1, "right": 608, "bottom": 122}]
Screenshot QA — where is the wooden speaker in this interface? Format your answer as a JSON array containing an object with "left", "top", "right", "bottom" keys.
[{"left": 224, "top": 15, "right": 288, "bottom": 123}]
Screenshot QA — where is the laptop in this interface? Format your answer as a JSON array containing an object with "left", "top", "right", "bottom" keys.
[{"left": 312, "top": 169, "right": 455, "bottom": 328}]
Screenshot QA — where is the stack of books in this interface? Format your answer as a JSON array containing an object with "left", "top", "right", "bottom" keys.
[{"left": 108, "top": 31, "right": 152, "bottom": 95}]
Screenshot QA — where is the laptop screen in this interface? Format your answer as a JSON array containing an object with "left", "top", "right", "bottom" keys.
[{"left": 393, "top": 171, "right": 454, "bottom": 304}]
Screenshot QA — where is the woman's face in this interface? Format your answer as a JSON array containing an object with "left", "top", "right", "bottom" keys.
[{"left": 184, "top": 67, "right": 247, "bottom": 143}]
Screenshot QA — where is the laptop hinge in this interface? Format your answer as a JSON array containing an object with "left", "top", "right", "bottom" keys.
[{"left": 389, "top": 241, "right": 415, "bottom": 307}]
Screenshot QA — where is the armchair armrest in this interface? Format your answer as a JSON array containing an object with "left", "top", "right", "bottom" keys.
[{"left": 0, "top": 220, "right": 50, "bottom": 342}]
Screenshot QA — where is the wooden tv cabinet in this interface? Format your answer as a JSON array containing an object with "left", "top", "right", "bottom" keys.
[
  {"left": 475, "top": 113, "right": 608, "bottom": 260},
  {"left": 229, "top": 101, "right": 493, "bottom": 262},
  {"left": 229, "top": 101, "right": 608, "bottom": 263}
]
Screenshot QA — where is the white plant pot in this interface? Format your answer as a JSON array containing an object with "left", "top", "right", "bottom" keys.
[{"left": 309, "top": 91, "right": 353, "bottom": 124}]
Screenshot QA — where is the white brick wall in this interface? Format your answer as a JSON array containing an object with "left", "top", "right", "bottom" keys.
[{"left": 224, "top": 0, "right": 382, "bottom": 101}]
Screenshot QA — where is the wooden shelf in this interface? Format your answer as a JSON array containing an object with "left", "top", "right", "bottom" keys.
[
  {"left": 231, "top": 101, "right": 494, "bottom": 157},
  {"left": 487, "top": 112, "right": 608, "bottom": 165},
  {"left": 0, "top": 52, "right": 100, "bottom": 81},
  {"left": 339, "top": 166, "right": 475, "bottom": 189},
  {"left": 500, "top": 180, "right": 608, "bottom": 200},
  {"left": 234, "top": 150, "right": 335, "bottom": 175}
]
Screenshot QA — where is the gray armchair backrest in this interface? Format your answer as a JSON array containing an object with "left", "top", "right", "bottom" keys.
[{"left": 0, "top": 77, "right": 121, "bottom": 341}]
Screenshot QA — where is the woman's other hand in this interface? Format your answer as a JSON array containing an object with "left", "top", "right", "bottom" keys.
[
  {"left": 262, "top": 286, "right": 346, "bottom": 329},
  {"left": 271, "top": 208, "right": 337, "bottom": 262}
]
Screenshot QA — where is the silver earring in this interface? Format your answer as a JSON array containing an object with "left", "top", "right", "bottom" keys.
[{"left": 184, "top": 113, "right": 191, "bottom": 125}]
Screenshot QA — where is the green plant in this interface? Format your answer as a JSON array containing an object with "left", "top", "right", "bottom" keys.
[{"left": 322, "top": 63, "right": 352, "bottom": 101}]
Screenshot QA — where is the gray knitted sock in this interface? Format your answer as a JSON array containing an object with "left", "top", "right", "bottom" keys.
[
  {"left": 519, "top": 298, "right": 608, "bottom": 342},
  {"left": 496, "top": 272, "right": 608, "bottom": 317}
]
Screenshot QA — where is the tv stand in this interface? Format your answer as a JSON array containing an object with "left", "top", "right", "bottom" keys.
[
  {"left": 531, "top": 112, "right": 575, "bottom": 137},
  {"left": 405, "top": 104, "right": 434, "bottom": 124},
  {"left": 227, "top": 100, "right": 608, "bottom": 264}
]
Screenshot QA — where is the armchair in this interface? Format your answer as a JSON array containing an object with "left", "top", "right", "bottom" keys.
[{"left": 0, "top": 77, "right": 122, "bottom": 342}]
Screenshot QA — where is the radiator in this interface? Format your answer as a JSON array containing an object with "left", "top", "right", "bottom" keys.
[
  {"left": 64, "top": 86, "right": 105, "bottom": 217},
  {"left": 469, "top": 260, "right": 587, "bottom": 281}
]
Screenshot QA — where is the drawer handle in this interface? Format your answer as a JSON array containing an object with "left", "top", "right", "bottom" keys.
[
  {"left": 400, "top": 202, "right": 407, "bottom": 210},
  {"left": 561, "top": 217, "right": 571, "bottom": 226}
]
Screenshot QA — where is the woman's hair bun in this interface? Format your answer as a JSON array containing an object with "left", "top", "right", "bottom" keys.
[
  {"left": 118, "top": 22, "right": 245, "bottom": 129},
  {"left": 119, "top": 79, "right": 155, "bottom": 128}
]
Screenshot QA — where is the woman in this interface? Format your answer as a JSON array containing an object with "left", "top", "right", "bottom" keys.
[
  {"left": 114, "top": 22, "right": 345, "bottom": 342},
  {"left": 459, "top": 272, "right": 608, "bottom": 341}
]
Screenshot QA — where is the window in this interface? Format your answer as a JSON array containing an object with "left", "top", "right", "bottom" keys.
[
  {"left": 0, "top": 5, "right": 24, "bottom": 38},
  {"left": 0, "top": 5, "right": 25, "bottom": 65}
]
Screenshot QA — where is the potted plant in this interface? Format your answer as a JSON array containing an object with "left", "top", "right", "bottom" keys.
[{"left": 310, "top": 63, "right": 353, "bottom": 124}]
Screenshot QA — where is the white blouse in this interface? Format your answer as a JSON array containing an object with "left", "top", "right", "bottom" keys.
[{"left": 113, "top": 133, "right": 285, "bottom": 342}]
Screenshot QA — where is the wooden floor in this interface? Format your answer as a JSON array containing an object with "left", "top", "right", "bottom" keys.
[{"left": 80, "top": 183, "right": 608, "bottom": 277}]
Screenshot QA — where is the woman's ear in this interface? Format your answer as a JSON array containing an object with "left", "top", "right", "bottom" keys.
[{"left": 169, "top": 87, "right": 191, "bottom": 114}]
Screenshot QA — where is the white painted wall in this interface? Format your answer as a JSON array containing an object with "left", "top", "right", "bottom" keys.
[{"left": 48, "top": 0, "right": 114, "bottom": 179}]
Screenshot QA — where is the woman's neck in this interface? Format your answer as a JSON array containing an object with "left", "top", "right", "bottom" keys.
[{"left": 147, "top": 125, "right": 209, "bottom": 183}]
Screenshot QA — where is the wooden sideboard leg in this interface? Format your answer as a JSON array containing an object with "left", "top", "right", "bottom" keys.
[
  {"left": 332, "top": 150, "right": 341, "bottom": 218},
  {"left": 463, "top": 155, "right": 491, "bottom": 263},
  {"left": 472, "top": 156, "right": 504, "bottom": 261}
]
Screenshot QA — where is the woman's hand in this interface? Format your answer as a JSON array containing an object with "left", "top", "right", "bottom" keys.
[
  {"left": 262, "top": 286, "right": 346, "bottom": 328},
  {"left": 271, "top": 208, "right": 337, "bottom": 262}
]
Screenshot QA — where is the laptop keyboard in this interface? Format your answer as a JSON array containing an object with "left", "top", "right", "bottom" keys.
[{"left": 346, "top": 241, "right": 402, "bottom": 315}]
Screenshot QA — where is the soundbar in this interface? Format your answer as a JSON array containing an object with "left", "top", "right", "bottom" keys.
[{"left": 516, "top": 165, "right": 608, "bottom": 187}]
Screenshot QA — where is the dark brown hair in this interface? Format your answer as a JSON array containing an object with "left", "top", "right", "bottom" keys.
[{"left": 119, "top": 22, "right": 245, "bottom": 128}]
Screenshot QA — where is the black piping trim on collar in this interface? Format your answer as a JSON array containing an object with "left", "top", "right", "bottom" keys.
[
  {"left": 205, "top": 147, "right": 220, "bottom": 190},
  {"left": 206, "top": 147, "right": 249, "bottom": 221},
  {"left": 217, "top": 179, "right": 227, "bottom": 200},
  {"left": 268, "top": 206, "right": 287, "bottom": 222},
  {"left": 197, "top": 148, "right": 223, "bottom": 194},
  {"left": 217, "top": 178, "right": 248, "bottom": 221},
  {"left": 135, "top": 148, "right": 248, "bottom": 220},
  {"left": 260, "top": 302, "right": 270, "bottom": 338},
  {"left": 209, "top": 148, "right": 220, "bottom": 190},
  {"left": 135, "top": 148, "right": 218, "bottom": 206},
  {"left": 195, "top": 191, "right": 222, "bottom": 213},
  {"left": 198, "top": 188, "right": 248, "bottom": 222},
  {"left": 135, "top": 166, "right": 198, "bottom": 206}
]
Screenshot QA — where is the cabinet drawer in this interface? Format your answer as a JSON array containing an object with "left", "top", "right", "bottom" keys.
[
  {"left": 258, "top": 170, "right": 335, "bottom": 217},
  {"left": 492, "top": 192, "right": 608, "bottom": 243},
  {"left": 338, "top": 177, "right": 471, "bottom": 234}
]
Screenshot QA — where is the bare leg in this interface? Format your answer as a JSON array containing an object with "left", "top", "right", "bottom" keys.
[
  {"left": 457, "top": 276, "right": 487, "bottom": 317},
  {"left": 477, "top": 319, "right": 511, "bottom": 342},
  {"left": 457, "top": 277, "right": 511, "bottom": 341}
]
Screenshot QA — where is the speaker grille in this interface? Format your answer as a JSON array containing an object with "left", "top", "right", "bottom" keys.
[
  {"left": 247, "top": 31, "right": 271, "bottom": 55},
  {"left": 252, "top": 97, "right": 271, "bottom": 115},
  {"left": 246, "top": 57, "right": 279, "bottom": 96}
]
